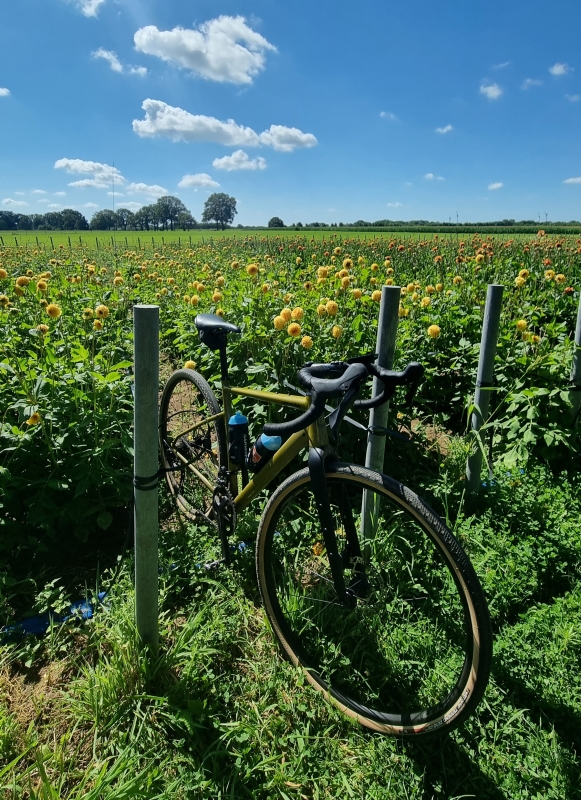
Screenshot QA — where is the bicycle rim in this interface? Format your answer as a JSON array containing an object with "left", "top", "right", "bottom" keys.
[{"left": 159, "top": 369, "right": 226, "bottom": 524}]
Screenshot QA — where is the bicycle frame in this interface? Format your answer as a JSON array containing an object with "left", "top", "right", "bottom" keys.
[{"left": 222, "top": 381, "right": 329, "bottom": 512}]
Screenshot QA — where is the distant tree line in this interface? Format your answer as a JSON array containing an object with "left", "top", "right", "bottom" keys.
[
  {"left": 0, "top": 194, "right": 242, "bottom": 232},
  {"left": 282, "top": 218, "right": 581, "bottom": 229},
  {"left": 0, "top": 208, "right": 89, "bottom": 231},
  {"left": 90, "top": 196, "right": 197, "bottom": 231}
]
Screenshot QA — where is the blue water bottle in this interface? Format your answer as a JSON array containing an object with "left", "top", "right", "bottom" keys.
[
  {"left": 228, "top": 410, "right": 249, "bottom": 467},
  {"left": 248, "top": 433, "right": 282, "bottom": 473}
]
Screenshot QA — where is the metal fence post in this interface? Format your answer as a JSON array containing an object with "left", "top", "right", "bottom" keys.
[
  {"left": 133, "top": 305, "right": 159, "bottom": 652},
  {"left": 361, "top": 285, "right": 401, "bottom": 543},
  {"left": 569, "top": 291, "right": 581, "bottom": 430},
  {"left": 466, "top": 284, "right": 504, "bottom": 493}
]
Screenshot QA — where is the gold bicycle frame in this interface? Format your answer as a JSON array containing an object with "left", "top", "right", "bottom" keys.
[
  {"left": 221, "top": 380, "right": 328, "bottom": 512},
  {"left": 165, "top": 376, "right": 329, "bottom": 513}
]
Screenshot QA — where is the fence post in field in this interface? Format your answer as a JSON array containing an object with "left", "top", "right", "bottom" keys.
[
  {"left": 361, "top": 285, "right": 401, "bottom": 545},
  {"left": 133, "top": 305, "right": 160, "bottom": 653},
  {"left": 466, "top": 284, "right": 504, "bottom": 493},
  {"left": 569, "top": 291, "right": 581, "bottom": 430}
]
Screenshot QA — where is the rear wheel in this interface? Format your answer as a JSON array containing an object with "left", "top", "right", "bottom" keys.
[
  {"left": 256, "top": 463, "right": 492, "bottom": 736},
  {"left": 159, "top": 368, "right": 226, "bottom": 525}
]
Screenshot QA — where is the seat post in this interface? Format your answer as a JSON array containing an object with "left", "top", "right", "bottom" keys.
[{"left": 218, "top": 339, "right": 229, "bottom": 384}]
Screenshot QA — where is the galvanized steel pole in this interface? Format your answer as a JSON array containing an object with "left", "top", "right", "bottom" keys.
[
  {"left": 133, "top": 305, "right": 159, "bottom": 652},
  {"left": 362, "top": 285, "right": 401, "bottom": 543},
  {"left": 365, "top": 285, "right": 401, "bottom": 471},
  {"left": 466, "top": 284, "right": 504, "bottom": 493},
  {"left": 569, "top": 291, "right": 581, "bottom": 430}
]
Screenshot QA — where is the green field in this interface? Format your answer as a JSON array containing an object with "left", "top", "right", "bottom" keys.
[
  {"left": 0, "top": 227, "right": 559, "bottom": 251},
  {"left": 1, "top": 233, "right": 580, "bottom": 796}
]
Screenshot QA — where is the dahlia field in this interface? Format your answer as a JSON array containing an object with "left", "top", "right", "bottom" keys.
[{"left": 1, "top": 231, "right": 581, "bottom": 796}]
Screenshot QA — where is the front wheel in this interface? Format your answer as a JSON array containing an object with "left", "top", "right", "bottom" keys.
[{"left": 256, "top": 463, "right": 492, "bottom": 736}]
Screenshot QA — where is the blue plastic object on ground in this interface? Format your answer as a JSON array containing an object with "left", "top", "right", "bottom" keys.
[{"left": 1, "top": 591, "right": 107, "bottom": 642}]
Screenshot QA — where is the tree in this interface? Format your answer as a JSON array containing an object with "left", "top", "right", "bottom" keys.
[
  {"left": 61, "top": 209, "right": 89, "bottom": 230},
  {"left": 155, "top": 195, "right": 188, "bottom": 231},
  {"left": 201, "top": 193, "right": 237, "bottom": 230},
  {"left": 115, "top": 208, "right": 135, "bottom": 231},
  {"left": 176, "top": 211, "right": 197, "bottom": 230},
  {"left": 268, "top": 216, "right": 285, "bottom": 228},
  {"left": 133, "top": 205, "right": 155, "bottom": 231},
  {"left": 0, "top": 211, "right": 18, "bottom": 230},
  {"left": 90, "top": 209, "right": 116, "bottom": 230},
  {"left": 44, "top": 211, "right": 64, "bottom": 230}
]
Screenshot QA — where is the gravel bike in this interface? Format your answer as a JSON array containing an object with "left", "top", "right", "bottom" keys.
[{"left": 159, "top": 313, "right": 492, "bottom": 736}]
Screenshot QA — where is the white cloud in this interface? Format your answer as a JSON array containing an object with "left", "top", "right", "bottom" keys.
[
  {"left": 259, "top": 125, "right": 316, "bottom": 152},
  {"left": 37, "top": 199, "right": 49, "bottom": 204},
  {"left": 424, "top": 173, "right": 445, "bottom": 181},
  {"left": 480, "top": 83, "right": 503, "bottom": 100},
  {"left": 93, "top": 48, "right": 122, "bottom": 73},
  {"left": 134, "top": 16, "right": 276, "bottom": 85},
  {"left": 133, "top": 100, "right": 317, "bottom": 152},
  {"left": 435, "top": 124, "right": 453, "bottom": 134},
  {"left": 126, "top": 182, "right": 168, "bottom": 196},
  {"left": 387, "top": 202, "right": 402, "bottom": 208},
  {"left": 404, "top": 181, "right": 413, "bottom": 186},
  {"left": 119, "top": 202, "right": 143, "bottom": 211},
  {"left": 133, "top": 100, "right": 260, "bottom": 146},
  {"left": 14, "top": 191, "right": 25, "bottom": 196},
  {"left": 564, "top": 177, "right": 581, "bottom": 184},
  {"left": 71, "top": 0, "right": 107, "bottom": 17},
  {"left": 92, "top": 48, "right": 147, "bottom": 76},
  {"left": 32, "top": 189, "right": 47, "bottom": 194},
  {"left": 3, "top": 198, "right": 28, "bottom": 207},
  {"left": 107, "top": 191, "right": 124, "bottom": 197},
  {"left": 522, "top": 78, "right": 542, "bottom": 89},
  {"left": 566, "top": 94, "right": 580, "bottom": 102},
  {"left": 54, "top": 191, "right": 67, "bottom": 196},
  {"left": 212, "top": 149, "right": 266, "bottom": 171},
  {"left": 493, "top": 61, "right": 511, "bottom": 69},
  {"left": 178, "top": 173, "right": 220, "bottom": 189},
  {"left": 0, "top": 88, "right": 10, "bottom": 97},
  {"left": 55, "top": 158, "right": 125, "bottom": 189},
  {"left": 379, "top": 111, "right": 398, "bottom": 121},
  {"left": 48, "top": 204, "right": 62, "bottom": 209},
  {"left": 549, "top": 63, "right": 573, "bottom": 76},
  {"left": 488, "top": 182, "right": 503, "bottom": 190},
  {"left": 83, "top": 202, "right": 99, "bottom": 209}
]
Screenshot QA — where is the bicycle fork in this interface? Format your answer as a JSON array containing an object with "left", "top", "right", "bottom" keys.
[{"left": 308, "top": 448, "right": 365, "bottom": 608}]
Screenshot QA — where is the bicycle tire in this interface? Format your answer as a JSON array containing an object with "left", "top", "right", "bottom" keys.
[
  {"left": 256, "top": 462, "right": 492, "bottom": 736},
  {"left": 159, "top": 369, "right": 227, "bottom": 524}
]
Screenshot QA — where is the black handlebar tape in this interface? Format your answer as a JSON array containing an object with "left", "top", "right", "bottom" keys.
[
  {"left": 297, "top": 361, "right": 348, "bottom": 389},
  {"left": 353, "top": 361, "right": 424, "bottom": 409},
  {"left": 263, "top": 392, "right": 326, "bottom": 437}
]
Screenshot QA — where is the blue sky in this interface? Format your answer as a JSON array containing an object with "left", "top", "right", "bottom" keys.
[{"left": 1, "top": 0, "right": 580, "bottom": 225}]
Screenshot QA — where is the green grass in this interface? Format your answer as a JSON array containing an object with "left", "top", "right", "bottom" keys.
[
  {"left": 0, "top": 227, "right": 535, "bottom": 251},
  {"left": 1, "top": 460, "right": 580, "bottom": 798}
]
